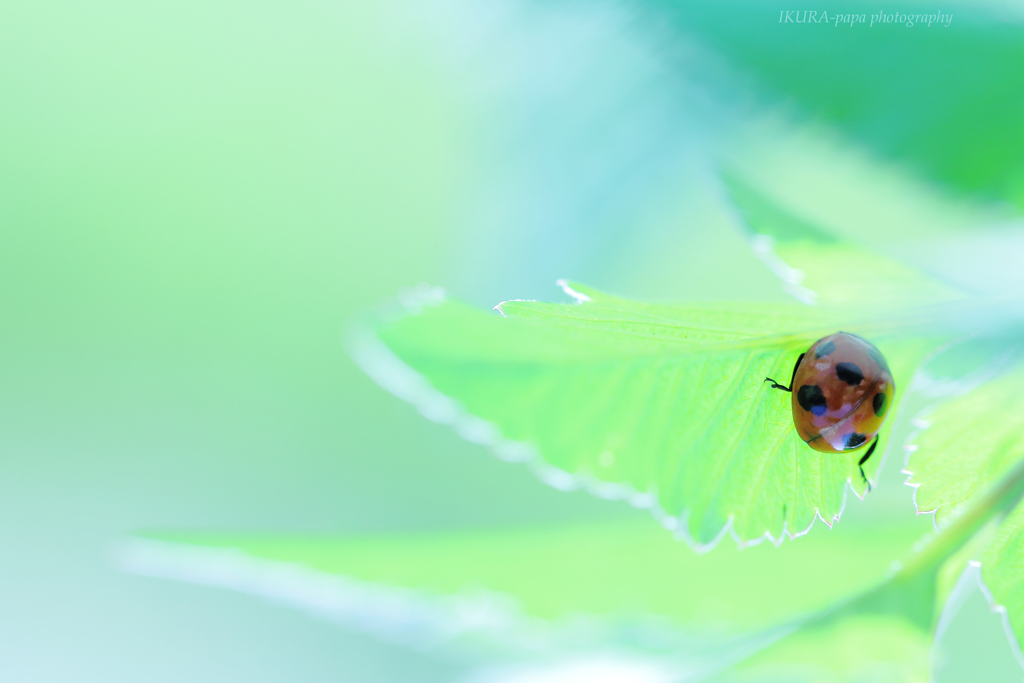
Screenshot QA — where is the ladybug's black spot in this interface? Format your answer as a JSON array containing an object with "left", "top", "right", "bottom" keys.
[
  {"left": 815, "top": 340, "right": 836, "bottom": 359},
  {"left": 836, "top": 362, "right": 864, "bottom": 386},
  {"left": 797, "top": 385, "right": 827, "bottom": 416},
  {"left": 873, "top": 392, "right": 888, "bottom": 417},
  {"left": 845, "top": 432, "right": 867, "bottom": 450}
]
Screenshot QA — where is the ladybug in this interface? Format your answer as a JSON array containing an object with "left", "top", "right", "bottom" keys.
[{"left": 764, "top": 332, "right": 894, "bottom": 487}]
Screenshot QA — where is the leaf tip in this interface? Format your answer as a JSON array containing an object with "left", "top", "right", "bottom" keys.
[
  {"left": 555, "top": 279, "right": 592, "bottom": 303},
  {"left": 396, "top": 283, "right": 446, "bottom": 312}
]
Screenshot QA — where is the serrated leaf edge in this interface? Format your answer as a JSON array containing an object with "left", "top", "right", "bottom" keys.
[{"left": 900, "top": 335, "right": 1022, "bottom": 529}]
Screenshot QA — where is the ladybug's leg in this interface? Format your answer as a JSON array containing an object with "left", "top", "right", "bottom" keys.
[
  {"left": 764, "top": 353, "right": 805, "bottom": 393},
  {"left": 858, "top": 437, "right": 879, "bottom": 491}
]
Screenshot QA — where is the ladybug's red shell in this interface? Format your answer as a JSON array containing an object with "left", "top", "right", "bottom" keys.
[{"left": 791, "top": 332, "right": 894, "bottom": 453}]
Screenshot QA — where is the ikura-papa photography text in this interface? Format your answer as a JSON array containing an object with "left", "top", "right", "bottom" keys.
[{"left": 779, "top": 9, "right": 954, "bottom": 26}]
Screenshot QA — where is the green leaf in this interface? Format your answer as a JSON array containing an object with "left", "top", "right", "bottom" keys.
[{"left": 351, "top": 283, "right": 946, "bottom": 549}]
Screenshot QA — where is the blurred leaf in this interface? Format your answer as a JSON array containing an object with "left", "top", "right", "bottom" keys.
[
  {"left": 713, "top": 615, "right": 933, "bottom": 683},
  {"left": 353, "top": 283, "right": 946, "bottom": 548},
  {"left": 720, "top": 453, "right": 1024, "bottom": 681},
  {"left": 125, "top": 452, "right": 1024, "bottom": 681},
  {"left": 654, "top": 0, "right": 1024, "bottom": 208},
  {"left": 968, "top": 506, "right": 1024, "bottom": 668},
  {"left": 122, "top": 515, "right": 928, "bottom": 674},
  {"left": 723, "top": 173, "right": 965, "bottom": 307},
  {"left": 134, "top": 518, "right": 927, "bottom": 633},
  {"left": 907, "top": 362, "right": 1024, "bottom": 526},
  {"left": 906, "top": 357, "right": 1024, "bottom": 657}
]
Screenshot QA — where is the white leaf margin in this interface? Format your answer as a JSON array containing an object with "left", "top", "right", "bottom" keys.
[
  {"left": 114, "top": 537, "right": 695, "bottom": 659},
  {"left": 713, "top": 172, "right": 819, "bottom": 307},
  {"left": 115, "top": 535, "right": 791, "bottom": 679},
  {"left": 900, "top": 335, "right": 1024, "bottom": 528},
  {"left": 118, "top": 536, "right": 518, "bottom": 649},
  {"left": 932, "top": 560, "right": 1024, "bottom": 675}
]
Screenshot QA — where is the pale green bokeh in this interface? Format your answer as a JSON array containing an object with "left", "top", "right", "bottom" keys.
[{"left": 2, "top": 0, "right": 1023, "bottom": 680}]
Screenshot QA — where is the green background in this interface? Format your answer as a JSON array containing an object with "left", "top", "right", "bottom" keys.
[{"left": 1, "top": 0, "right": 1021, "bottom": 680}]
